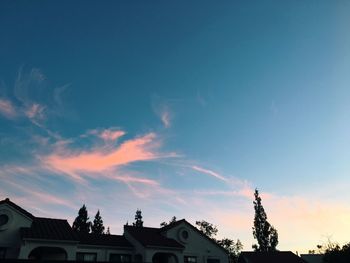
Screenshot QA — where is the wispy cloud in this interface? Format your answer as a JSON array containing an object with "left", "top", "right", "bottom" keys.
[
  {"left": 0, "top": 67, "right": 72, "bottom": 134},
  {"left": 40, "top": 132, "right": 176, "bottom": 181},
  {"left": 1, "top": 175, "right": 76, "bottom": 210},
  {"left": 25, "top": 103, "right": 46, "bottom": 126},
  {"left": 0, "top": 98, "right": 17, "bottom": 119},
  {"left": 25, "top": 103, "right": 45, "bottom": 119},
  {"left": 161, "top": 109, "right": 171, "bottom": 128},
  {"left": 87, "top": 128, "right": 126, "bottom": 142},
  {"left": 191, "top": 165, "right": 228, "bottom": 182},
  {"left": 151, "top": 95, "right": 174, "bottom": 128}
]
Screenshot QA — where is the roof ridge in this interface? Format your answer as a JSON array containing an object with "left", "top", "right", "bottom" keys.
[
  {"left": 159, "top": 218, "right": 186, "bottom": 231},
  {"left": 34, "top": 217, "right": 68, "bottom": 221},
  {"left": 0, "top": 198, "right": 35, "bottom": 219},
  {"left": 124, "top": 225, "right": 160, "bottom": 230},
  {"left": 76, "top": 232, "right": 124, "bottom": 237}
]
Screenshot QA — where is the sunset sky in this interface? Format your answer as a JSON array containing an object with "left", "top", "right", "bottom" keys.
[{"left": 1, "top": 1, "right": 350, "bottom": 253}]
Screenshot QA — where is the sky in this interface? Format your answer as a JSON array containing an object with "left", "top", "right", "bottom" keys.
[{"left": 1, "top": 0, "right": 350, "bottom": 254}]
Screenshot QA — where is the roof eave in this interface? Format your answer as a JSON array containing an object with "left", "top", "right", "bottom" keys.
[
  {"left": 77, "top": 244, "right": 133, "bottom": 249},
  {"left": 23, "top": 238, "right": 79, "bottom": 244},
  {"left": 145, "top": 245, "right": 184, "bottom": 250}
]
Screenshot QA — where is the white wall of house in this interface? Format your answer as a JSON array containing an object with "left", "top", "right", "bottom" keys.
[
  {"left": 76, "top": 245, "right": 133, "bottom": 262},
  {"left": 123, "top": 229, "right": 147, "bottom": 261},
  {"left": 18, "top": 239, "right": 78, "bottom": 260},
  {"left": 144, "top": 247, "right": 183, "bottom": 263},
  {"left": 164, "top": 222, "right": 228, "bottom": 263},
  {"left": 0, "top": 203, "right": 33, "bottom": 259}
]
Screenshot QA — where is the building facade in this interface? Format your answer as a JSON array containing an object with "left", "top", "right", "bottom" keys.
[{"left": 0, "top": 198, "right": 228, "bottom": 263}]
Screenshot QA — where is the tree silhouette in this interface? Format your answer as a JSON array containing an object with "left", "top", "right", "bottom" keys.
[
  {"left": 72, "top": 204, "right": 91, "bottom": 233},
  {"left": 133, "top": 209, "right": 143, "bottom": 227},
  {"left": 195, "top": 220, "right": 242, "bottom": 263},
  {"left": 323, "top": 242, "right": 350, "bottom": 263},
  {"left": 217, "top": 238, "right": 243, "bottom": 263},
  {"left": 252, "top": 189, "right": 278, "bottom": 251},
  {"left": 105, "top": 227, "right": 111, "bottom": 235},
  {"left": 91, "top": 210, "right": 105, "bottom": 234},
  {"left": 160, "top": 216, "right": 177, "bottom": 227},
  {"left": 195, "top": 220, "right": 218, "bottom": 239}
]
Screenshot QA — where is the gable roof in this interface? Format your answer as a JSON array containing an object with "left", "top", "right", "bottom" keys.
[
  {"left": 124, "top": 225, "right": 184, "bottom": 249},
  {"left": 238, "top": 251, "right": 307, "bottom": 263},
  {"left": 160, "top": 219, "right": 228, "bottom": 254},
  {"left": 159, "top": 219, "right": 186, "bottom": 232},
  {"left": 77, "top": 232, "right": 133, "bottom": 247},
  {"left": 21, "top": 217, "right": 78, "bottom": 241},
  {"left": 0, "top": 198, "right": 34, "bottom": 219}
]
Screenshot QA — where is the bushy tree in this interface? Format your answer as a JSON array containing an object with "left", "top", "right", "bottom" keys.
[
  {"left": 133, "top": 209, "right": 143, "bottom": 227},
  {"left": 72, "top": 204, "right": 91, "bottom": 233},
  {"left": 252, "top": 189, "right": 278, "bottom": 251},
  {"left": 160, "top": 216, "right": 177, "bottom": 227},
  {"left": 217, "top": 238, "right": 243, "bottom": 263},
  {"left": 91, "top": 210, "right": 105, "bottom": 234},
  {"left": 323, "top": 242, "right": 350, "bottom": 263},
  {"left": 195, "top": 220, "right": 242, "bottom": 263},
  {"left": 105, "top": 227, "right": 111, "bottom": 235},
  {"left": 195, "top": 220, "right": 218, "bottom": 239}
]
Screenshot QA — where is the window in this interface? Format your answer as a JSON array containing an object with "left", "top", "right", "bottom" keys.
[
  {"left": 182, "top": 230, "right": 189, "bottom": 239},
  {"left": 109, "top": 254, "right": 131, "bottom": 262},
  {"left": 0, "top": 215, "right": 9, "bottom": 226},
  {"left": 184, "top": 256, "right": 197, "bottom": 263},
  {"left": 0, "top": 248, "right": 6, "bottom": 259},
  {"left": 207, "top": 259, "right": 220, "bottom": 263},
  {"left": 76, "top": 252, "right": 97, "bottom": 262},
  {"left": 178, "top": 228, "right": 190, "bottom": 243}
]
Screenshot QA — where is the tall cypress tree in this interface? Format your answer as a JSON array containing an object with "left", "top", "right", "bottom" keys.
[
  {"left": 252, "top": 189, "right": 278, "bottom": 251},
  {"left": 91, "top": 210, "right": 105, "bottom": 234},
  {"left": 72, "top": 204, "right": 91, "bottom": 233}
]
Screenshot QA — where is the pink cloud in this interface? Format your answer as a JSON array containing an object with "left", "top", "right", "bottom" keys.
[
  {"left": 85, "top": 128, "right": 126, "bottom": 142},
  {"left": 40, "top": 133, "right": 175, "bottom": 181},
  {"left": 191, "top": 165, "right": 227, "bottom": 181},
  {"left": 0, "top": 98, "right": 17, "bottom": 119},
  {"left": 99, "top": 129, "right": 125, "bottom": 141},
  {"left": 25, "top": 103, "right": 45, "bottom": 120}
]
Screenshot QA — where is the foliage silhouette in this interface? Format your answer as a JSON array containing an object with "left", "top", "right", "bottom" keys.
[
  {"left": 252, "top": 189, "right": 278, "bottom": 251},
  {"left": 133, "top": 209, "right": 143, "bottom": 227},
  {"left": 91, "top": 210, "right": 105, "bottom": 234},
  {"left": 217, "top": 238, "right": 243, "bottom": 263},
  {"left": 195, "top": 220, "right": 218, "bottom": 238},
  {"left": 195, "top": 220, "right": 243, "bottom": 263},
  {"left": 323, "top": 242, "right": 350, "bottom": 263},
  {"left": 160, "top": 216, "right": 177, "bottom": 227},
  {"left": 72, "top": 204, "right": 91, "bottom": 233}
]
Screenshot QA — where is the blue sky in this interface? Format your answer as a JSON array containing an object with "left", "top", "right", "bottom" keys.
[{"left": 1, "top": 1, "right": 350, "bottom": 253}]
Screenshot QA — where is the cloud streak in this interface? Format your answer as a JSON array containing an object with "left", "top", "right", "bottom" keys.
[
  {"left": 40, "top": 132, "right": 176, "bottom": 182},
  {"left": 0, "top": 98, "right": 17, "bottom": 119},
  {"left": 161, "top": 109, "right": 171, "bottom": 128},
  {"left": 191, "top": 165, "right": 228, "bottom": 181},
  {"left": 87, "top": 128, "right": 126, "bottom": 142},
  {"left": 25, "top": 103, "right": 46, "bottom": 120}
]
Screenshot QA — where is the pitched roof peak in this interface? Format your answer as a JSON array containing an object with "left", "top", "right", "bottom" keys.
[{"left": 0, "top": 198, "right": 35, "bottom": 219}]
